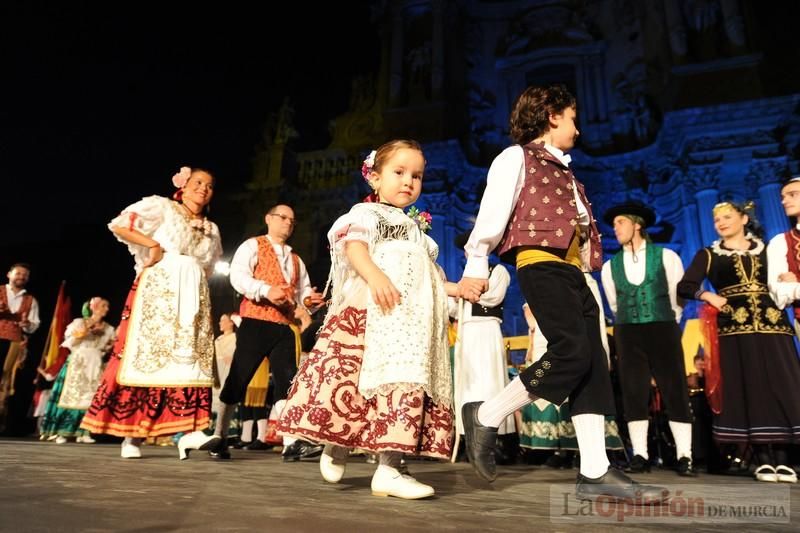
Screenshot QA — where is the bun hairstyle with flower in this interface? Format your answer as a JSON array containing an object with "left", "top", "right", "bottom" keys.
[
  {"left": 713, "top": 199, "right": 764, "bottom": 239},
  {"left": 171, "top": 167, "right": 192, "bottom": 202},
  {"left": 81, "top": 296, "right": 107, "bottom": 319},
  {"left": 170, "top": 166, "right": 216, "bottom": 214},
  {"left": 360, "top": 139, "right": 425, "bottom": 203}
]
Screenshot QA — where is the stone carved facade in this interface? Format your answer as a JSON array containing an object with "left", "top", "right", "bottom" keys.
[{"left": 240, "top": 0, "right": 800, "bottom": 334}]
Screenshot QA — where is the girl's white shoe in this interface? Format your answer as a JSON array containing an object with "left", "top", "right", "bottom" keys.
[
  {"left": 776, "top": 465, "right": 798, "bottom": 483},
  {"left": 371, "top": 465, "right": 434, "bottom": 499},
  {"left": 754, "top": 464, "right": 778, "bottom": 482},
  {"left": 319, "top": 444, "right": 347, "bottom": 483},
  {"left": 54, "top": 436, "right": 67, "bottom": 444},
  {"left": 121, "top": 438, "right": 142, "bottom": 459},
  {"left": 76, "top": 435, "right": 96, "bottom": 444}
]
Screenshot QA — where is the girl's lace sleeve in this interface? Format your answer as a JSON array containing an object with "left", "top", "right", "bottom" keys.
[{"left": 327, "top": 205, "right": 376, "bottom": 256}]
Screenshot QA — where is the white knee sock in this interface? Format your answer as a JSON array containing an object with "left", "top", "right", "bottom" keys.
[
  {"left": 256, "top": 419, "right": 267, "bottom": 442},
  {"left": 669, "top": 421, "right": 693, "bottom": 460},
  {"left": 477, "top": 377, "right": 534, "bottom": 428},
  {"left": 572, "top": 413, "right": 610, "bottom": 479},
  {"left": 627, "top": 420, "right": 649, "bottom": 459},
  {"left": 240, "top": 419, "right": 254, "bottom": 443}
]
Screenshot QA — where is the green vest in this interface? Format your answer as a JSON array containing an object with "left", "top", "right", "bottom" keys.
[{"left": 610, "top": 244, "right": 675, "bottom": 324}]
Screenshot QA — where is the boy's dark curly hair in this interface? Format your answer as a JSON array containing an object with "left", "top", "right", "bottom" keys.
[{"left": 509, "top": 84, "right": 576, "bottom": 145}]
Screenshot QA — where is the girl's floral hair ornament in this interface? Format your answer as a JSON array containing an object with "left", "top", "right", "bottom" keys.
[
  {"left": 171, "top": 166, "right": 191, "bottom": 201},
  {"left": 361, "top": 150, "right": 380, "bottom": 203},
  {"left": 361, "top": 150, "right": 377, "bottom": 182}
]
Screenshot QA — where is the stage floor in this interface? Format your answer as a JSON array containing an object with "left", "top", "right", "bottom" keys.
[{"left": 1, "top": 438, "right": 797, "bottom": 532}]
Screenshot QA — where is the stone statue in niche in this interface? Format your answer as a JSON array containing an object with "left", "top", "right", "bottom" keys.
[
  {"left": 501, "top": 19, "right": 531, "bottom": 55},
  {"left": 349, "top": 76, "right": 376, "bottom": 112},
  {"left": 612, "top": 70, "right": 657, "bottom": 148},
  {"left": 466, "top": 84, "right": 505, "bottom": 163},
  {"left": 406, "top": 42, "right": 432, "bottom": 104},
  {"left": 274, "top": 98, "right": 298, "bottom": 144},
  {"left": 682, "top": 0, "right": 721, "bottom": 33},
  {"left": 681, "top": 0, "right": 723, "bottom": 60}
]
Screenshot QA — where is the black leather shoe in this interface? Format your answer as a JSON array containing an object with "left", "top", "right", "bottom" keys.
[
  {"left": 232, "top": 440, "right": 250, "bottom": 450},
  {"left": 208, "top": 438, "right": 232, "bottom": 460},
  {"left": 282, "top": 440, "right": 324, "bottom": 462},
  {"left": 461, "top": 401, "right": 498, "bottom": 482},
  {"left": 676, "top": 456, "right": 697, "bottom": 477},
  {"left": 576, "top": 468, "right": 667, "bottom": 504},
  {"left": 624, "top": 454, "right": 651, "bottom": 473},
  {"left": 244, "top": 439, "right": 272, "bottom": 451}
]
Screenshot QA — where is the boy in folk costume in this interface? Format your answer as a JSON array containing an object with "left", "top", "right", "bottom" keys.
[
  {"left": 458, "top": 84, "right": 664, "bottom": 502},
  {"left": 600, "top": 201, "right": 695, "bottom": 476}
]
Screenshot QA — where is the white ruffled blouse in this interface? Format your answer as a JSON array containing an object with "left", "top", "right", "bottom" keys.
[{"left": 108, "top": 195, "right": 222, "bottom": 276}]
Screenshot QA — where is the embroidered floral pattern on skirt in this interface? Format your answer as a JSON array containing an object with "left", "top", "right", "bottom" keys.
[{"left": 278, "top": 304, "right": 453, "bottom": 459}]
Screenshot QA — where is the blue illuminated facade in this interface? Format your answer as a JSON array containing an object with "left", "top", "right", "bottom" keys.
[{"left": 247, "top": 1, "right": 800, "bottom": 336}]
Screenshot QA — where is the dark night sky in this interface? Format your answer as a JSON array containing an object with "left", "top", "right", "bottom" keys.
[{"left": 0, "top": 3, "right": 379, "bottom": 322}]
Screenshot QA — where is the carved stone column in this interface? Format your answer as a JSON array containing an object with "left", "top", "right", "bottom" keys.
[
  {"left": 431, "top": 0, "right": 445, "bottom": 99},
  {"left": 389, "top": 5, "right": 404, "bottom": 106},
  {"left": 424, "top": 192, "right": 453, "bottom": 273},
  {"left": 751, "top": 157, "right": 790, "bottom": 238},
  {"left": 720, "top": 0, "right": 747, "bottom": 53},
  {"left": 688, "top": 165, "right": 721, "bottom": 245},
  {"left": 681, "top": 202, "right": 703, "bottom": 262},
  {"left": 662, "top": 0, "right": 688, "bottom": 63}
]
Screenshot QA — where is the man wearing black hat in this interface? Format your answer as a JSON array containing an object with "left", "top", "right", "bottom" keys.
[
  {"left": 600, "top": 201, "right": 695, "bottom": 476},
  {"left": 450, "top": 232, "right": 515, "bottom": 449}
]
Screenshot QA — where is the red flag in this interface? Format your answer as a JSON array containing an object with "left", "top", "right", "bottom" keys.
[{"left": 40, "top": 281, "right": 71, "bottom": 374}]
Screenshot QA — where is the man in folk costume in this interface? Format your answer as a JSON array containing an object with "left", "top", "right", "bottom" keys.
[
  {"left": 0, "top": 263, "right": 40, "bottom": 385},
  {"left": 211, "top": 204, "right": 325, "bottom": 459},
  {"left": 449, "top": 231, "right": 515, "bottom": 458},
  {"left": 600, "top": 200, "right": 695, "bottom": 476},
  {"left": 769, "top": 176, "right": 800, "bottom": 338},
  {"left": 0, "top": 263, "right": 40, "bottom": 432},
  {"left": 0, "top": 263, "right": 39, "bottom": 396},
  {"left": 458, "top": 84, "right": 664, "bottom": 502}
]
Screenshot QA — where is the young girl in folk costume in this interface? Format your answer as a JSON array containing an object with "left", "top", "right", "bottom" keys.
[
  {"left": 41, "top": 297, "right": 115, "bottom": 443},
  {"left": 278, "top": 140, "right": 457, "bottom": 499},
  {"left": 80, "top": 167, "right": 223, "bottom": 459}
]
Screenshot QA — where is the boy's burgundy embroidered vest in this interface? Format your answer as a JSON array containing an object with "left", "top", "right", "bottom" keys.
[
  {"left": 783, "top": 229, "right": 800, "bottom": 320},
  {"left": 0, "top": 285, "right": 33, "bottom": 341},
  {"left": 239, "top": 236, "right": 299, "bottom": 325},
  {"left": 495, "top": 142, "right": 603, "bottom": 271}
]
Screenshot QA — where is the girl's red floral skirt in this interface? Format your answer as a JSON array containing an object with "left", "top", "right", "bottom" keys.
[{"left": 277, "top": 305, "right": 453, "bottom": 459}]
